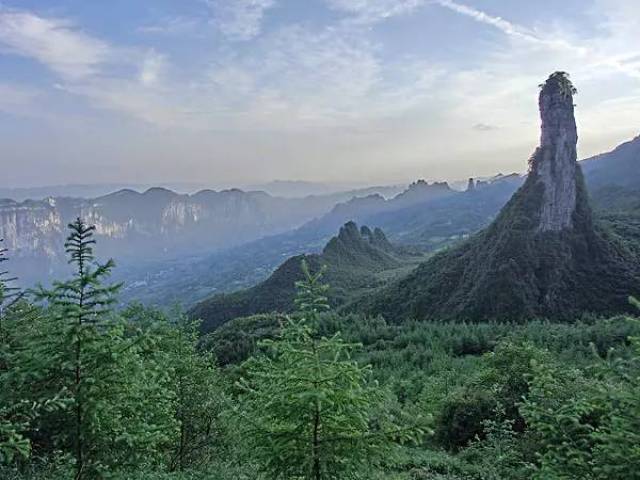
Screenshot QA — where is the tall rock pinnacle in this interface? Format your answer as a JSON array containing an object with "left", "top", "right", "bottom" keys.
[
  {"left": 532, "top": 72, "right": 578, "bottom": 232},
  {"left": 365, "top": 71, "right": 640, "bottom": 323}
]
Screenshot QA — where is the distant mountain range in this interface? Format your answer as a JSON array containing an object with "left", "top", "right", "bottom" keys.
[
  {"left": 581, "top": 135, "right": 640, "bottom": 191},
  {"left": 0, "top": 185, "right": 403, "bottom": 287},
  {"left": 244, "top": 180, "right": 405, "bottom": 199},
  {"left": 0, "top": 183, "right": 212, "bottom": 202},
  {"left": 115, "top": 178, "right": 509, "bottom": 306},
  {"left": 0, "top": 180, "right": 406, "bottom": 202},
  {"left": 2, "top": 132, "right": 638, "bottom": 310},
  {"left": 117, "top": 133, "right": 640, "bottom": 310}
]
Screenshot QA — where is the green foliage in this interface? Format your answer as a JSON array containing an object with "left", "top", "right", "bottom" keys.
[
  {"left": 4, "top": 198, "right": 640, "bottom": 480},
  {"left": 434, "top": 342, "right": 548, "bottom": 451},
  {"left": 435, "top": 389, "right": 496, "bottom": 451},
  {"left": 236, "top": 261, "right": 420, "bottom": 479},
  {"left": 539, "top": 71, "right": 578, "bottom": 96},
  {"left": 518, "top": 318, "right": 640, "bottom": 480},
  {"left": 121, "top": 305, "right": 230, "bottom": 472},
  {"left": 27, "top": 218, "right": 135, "bottom": 477},
  {"left": 0, "top": 238, "right": 21, "bottom": 317},
  {"left": 0, "top": 221, "right": 232, "bottom": 479},
  {"left": 0, "top": 241, "right": 27, "bottom": 464}
]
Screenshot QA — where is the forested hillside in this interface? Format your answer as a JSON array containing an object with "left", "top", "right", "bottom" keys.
[{"left": 190, "top": 221, "right": 425, "bottom": 333}]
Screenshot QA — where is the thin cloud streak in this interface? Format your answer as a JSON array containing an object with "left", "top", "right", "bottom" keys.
[{"left": 435, "top": 0, "right": 640, "bottom": 80}]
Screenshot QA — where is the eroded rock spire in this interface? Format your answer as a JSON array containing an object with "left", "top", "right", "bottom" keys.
[{"left": 532, "top": 71, "right": 578, "bottom": 232}]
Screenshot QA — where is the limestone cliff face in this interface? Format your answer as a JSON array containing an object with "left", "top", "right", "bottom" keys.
[
  {"left": 0, "top": 187, "right": 357, "bottom": 286},
  {"left": 532, "top": 73, "right": 578, "bottom": 232},
  {"left": 0, "top": 199, "right": 63, "bottom": 257}
]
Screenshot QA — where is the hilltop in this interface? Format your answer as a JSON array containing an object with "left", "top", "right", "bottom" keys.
[{"left": 190, "top": 222, "right": 424, "bottom": 333}]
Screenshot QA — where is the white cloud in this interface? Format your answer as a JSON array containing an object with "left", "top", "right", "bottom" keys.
[
  {"left": 195, "top": 24, "right": 445, "bottom": 130},
  {"left": 435, "top": 0, "right": 587, "bottom": 55},
  {"left": 0, "top": 8, "right": 181, "bottom": 126},
  {"left": 138, "top": 16, "right": 200, "bottom": 35},
  {"left": 0, "top": 9, "right": 111, "bottom": 79},
  {"left": 326, "top": 0, "right": 425, "bottom": 23},
  {"left": 139, "top": 51, "right": 167, "bottom": 86},
  {"left": 206, "top": 0, "right": 276, "bottom": 40}
]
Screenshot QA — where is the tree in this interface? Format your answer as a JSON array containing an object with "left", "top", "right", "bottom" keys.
[
  {"left": 519, "top": 303, "right": 640, "bottom": 479},
  {"left": 539, "top": 71, "right": 577, "bottom": 96},
  {"left": 0, "top": 240, "right": 29, "bottom": 464},
  {"left": 27, "top": 219, "right": 176, "bottom": 477},
  {"left": 31, "top": 218, "right": 122, "bottom": 478},
  {"left": 237, "top": 260, "right": 416, "bottom": 479},
  {"left": 121, "top": 304, "right": 229, "bottom": 472},
  {"left": 0, "top": 239, "right": 20, "bottom": 341}
]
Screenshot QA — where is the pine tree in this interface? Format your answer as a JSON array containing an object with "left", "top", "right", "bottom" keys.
[
  {"left": 237, "top": 260, "right": 417, "bottom": 479},
  {"left": 35, "top": 218, "right": 121, "bottom": 478},
  {"left": 0, "top": 239, "right": 29, "bottom": 463},
  {"left": 0, "top": 239, "right": 20, "bottom": 341},
  {"left": 122, "top": 304, "right": 229, "bottom": 472}
]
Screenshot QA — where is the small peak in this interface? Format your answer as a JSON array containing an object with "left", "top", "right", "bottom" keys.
[
  {"left": 219, "top": 188, "right": 247, "bottom": 196},
  {"left": 194, "top": 189, "right": 217, "bottom": 196},
  {"left": 339, "top": 221, "right": 360, "bottom": 238},
  {"left": 360, "top": 225, "right": 373, "bottom": 238},
  {"left": 466, "top": 178, "right": 475, "bottom": 192},
  {"left": 114, "top": 188, "right": 139, "bottom": 196},
  {"left": 143, "top": 187, "right": 175, "bottom": 196},
  {"left": 98, "top": 188, "right": 140, "bottom": 201},
  {"left": 371, "top": 227, "right": 393, "bottom": 251}
]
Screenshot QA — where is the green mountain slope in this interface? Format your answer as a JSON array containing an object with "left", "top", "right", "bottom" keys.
[
  {"left": 361, "top": 73, "right": 640, "bottom": 323},
  {"left": 190, "top": 222, "right": 424, "bottom": 333}
]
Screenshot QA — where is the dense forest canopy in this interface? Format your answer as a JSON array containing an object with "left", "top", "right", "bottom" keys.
[{"left": 1, "top": 216, "right": 640, "bottom": 479}]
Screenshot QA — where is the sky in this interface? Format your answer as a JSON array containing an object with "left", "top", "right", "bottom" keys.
[{"left": 1, "top": 0, "right": 639, "bottom": 189}]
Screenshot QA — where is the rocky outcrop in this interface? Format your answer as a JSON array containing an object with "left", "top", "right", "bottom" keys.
[
  {"left": 532, "top": 72, "right": 578, "bottom": 232},
  {"left": 364, "top": 72, "right": 640, "bottom": 323},
  {"left": 0, "top": 199, "right": 63, "bottom": 257}
]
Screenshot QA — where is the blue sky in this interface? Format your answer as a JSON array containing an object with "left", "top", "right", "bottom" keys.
[{"left": 1, "top": 0, "right": 639, "bottom": 188}]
